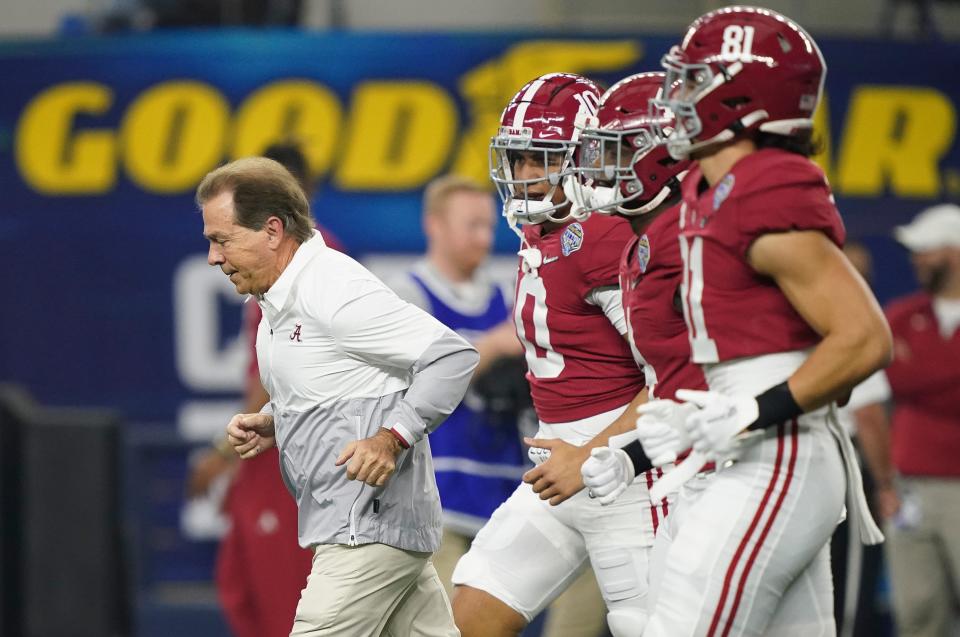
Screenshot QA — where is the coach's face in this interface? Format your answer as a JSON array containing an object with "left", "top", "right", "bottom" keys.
[{"left": 202, "top": 190, "right": 274, "bottom": 295}]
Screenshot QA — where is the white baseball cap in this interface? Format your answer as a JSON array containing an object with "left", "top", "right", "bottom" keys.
[{"left": 894, "top": 204, "right": 960, "bottom": 252}]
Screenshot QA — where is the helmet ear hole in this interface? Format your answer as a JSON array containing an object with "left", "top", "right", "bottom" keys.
[
  {"left": 776, "top": 33, "right": 792, "bottom": 53},
  {"left": 721, "top": 96, "right": 752, "bottom": 110}
]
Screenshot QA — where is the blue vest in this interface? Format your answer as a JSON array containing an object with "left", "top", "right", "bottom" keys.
[{"left": 409, "top": 272, "right": 525, "bottom": 533}]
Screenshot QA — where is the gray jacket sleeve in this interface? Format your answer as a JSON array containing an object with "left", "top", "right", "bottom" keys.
[
  {"left": 385, "top": 330, "right": 479, "bottom": 446},
  {"left": 328, "top": 278, "right": 478, "bottom": 446}
]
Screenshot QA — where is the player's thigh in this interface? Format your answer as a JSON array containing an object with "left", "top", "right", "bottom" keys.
[
  {"left": 646, "top": 426, "right": 844, "bottom": 637},
  {"left": 647, "top": 472, "right": 714, "bottom": 613},
  {"left": 290, "top": 543, "right": 426, "bottom": 636},
  {"left": 452, "top": 482, "right": 587, "bottom": 622},
  {"left": 384, "top": 560, "right": 459, "bottom": 637},
  {"left": 578, "top": 482, "right": 655, "bottom": 618},
  {"left": 765, "top": 541, "right": 836, "bottom": 637}
]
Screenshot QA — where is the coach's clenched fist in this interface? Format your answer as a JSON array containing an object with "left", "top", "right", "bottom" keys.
[
  {"left": 226, "top": 412, "right": 276, "bottom": 459},
  {"left": 336, "top": 428, "right": 405, "bottom": 487}
]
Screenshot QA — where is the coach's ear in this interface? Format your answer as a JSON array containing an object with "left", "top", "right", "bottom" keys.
[{"left": 264, "top": 215, "right": 285, "bottom": 246}]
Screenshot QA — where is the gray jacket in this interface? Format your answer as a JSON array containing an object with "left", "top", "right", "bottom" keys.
[{"left": 255, "top": 232, "right": 479, "bottom": 552}]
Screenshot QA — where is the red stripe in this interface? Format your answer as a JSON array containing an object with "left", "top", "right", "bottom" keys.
[
  {"left": 645, "top": 470, "right": 660, "bottom": 535},
  {"left": 719, "top": 419, "right": 799, "bottom": 637},
  {"left": 657, "top": 467, "right": 670, "bottom": 520},
  {"left": 707, "top": 424, "right": 786, "bottom": 637}
]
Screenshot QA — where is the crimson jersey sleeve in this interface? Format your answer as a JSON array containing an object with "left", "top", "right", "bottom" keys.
[
  {"left": 580, "top": 215, "right": 639, "bottom": 291},
  {"left": 731, "top": 151, "right": 845, "bottom": 257}
]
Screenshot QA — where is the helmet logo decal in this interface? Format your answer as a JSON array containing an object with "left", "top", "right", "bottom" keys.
[
  {"left": 713, "top": 173, "right": 736, "bottom": 210},
  {"left": 561, "top": 222, "right": 585, "bottom": 256}
]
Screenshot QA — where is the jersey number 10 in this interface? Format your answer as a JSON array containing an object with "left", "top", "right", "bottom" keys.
[{"left": 514, "top": 273, "right": 566, "bottom": 378}]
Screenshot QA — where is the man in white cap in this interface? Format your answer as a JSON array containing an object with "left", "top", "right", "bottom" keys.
[{"left": 884, "top": 203, "right": 960, "bottom": 637}]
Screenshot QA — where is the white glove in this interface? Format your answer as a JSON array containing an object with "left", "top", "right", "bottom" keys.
[
  {"left": 675, "top": 389, "right": 759, "bottom": 457},
  {"left": 635, "top": 399, "right": 698, "bottom": 465},
  {"left": 580, "top": 446, "right": 635, "bottom": 505}
]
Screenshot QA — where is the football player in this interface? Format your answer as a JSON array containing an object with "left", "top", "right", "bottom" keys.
[
  {"left": 450, "top": 73, "right": 660, "bottom": 637},
  {"left": 569, "top": 70, "right": 709, "bottom": 483},
  {"left": 636, "top": 7, "right": 891, "bottom": 635}
]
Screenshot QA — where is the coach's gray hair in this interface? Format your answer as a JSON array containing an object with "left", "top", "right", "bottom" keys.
[{"left": 196, "top": 157, "right": 314, "bottom": 243}]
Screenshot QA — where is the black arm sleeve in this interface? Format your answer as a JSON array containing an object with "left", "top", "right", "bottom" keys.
[
  {"left": 746, "top": 381, "right": 803, "bottom": 432},
  {"left": 622, "top": 439, "right": 654, "bottom": 476}
]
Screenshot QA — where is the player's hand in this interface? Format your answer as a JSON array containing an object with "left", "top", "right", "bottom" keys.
[
  {"left": 675, "top": 389, "right": 758, "bottom": 457},
  {"left": 580, "top": 446, "right": 635, "bottom": 506},
  {"left": 522, "top": 438, "right": 590, "bottom": 506},
  {"left": 226, "top": 413, "right": 277, "bottom": 459},
  {"left": 635, "top": 399, "right": 697, "bottom": 465},
  {"left": 336, "top": 428, "right": 404, "bottom": 487}
]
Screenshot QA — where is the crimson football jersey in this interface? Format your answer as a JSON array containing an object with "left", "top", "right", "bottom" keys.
[
  {"left": 620, "top": 205, "right": 707, "bottom": 400},
  {"left": 515, "top": 214, "right": 644, "bottom": 423},
  {"left": 677, "top": 148, "right": 846, "bottom": 363}
]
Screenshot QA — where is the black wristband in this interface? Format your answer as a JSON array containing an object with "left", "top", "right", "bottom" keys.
[
  {"left": 622, "top": 439, "right": 654, "bottom": 476},
  {"left": 747, "top": 381, "right": 803, "bottom": 432}
]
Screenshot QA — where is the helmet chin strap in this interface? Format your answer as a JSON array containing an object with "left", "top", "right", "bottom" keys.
[
  {"left": 622, "top": 183, "right": 672, "bottom": 215},
  {"left": 505, "top": 207, "right": 543, "bottom": 278}
]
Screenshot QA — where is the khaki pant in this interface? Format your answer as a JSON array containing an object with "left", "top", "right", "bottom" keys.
[
  {"left": 886, "top": 477, "right": 960, "bottom": 637},
  {"left": 433, "top": 528, "right": 606, "bottom": 637},
  {"left": 290, "top": 542, "right": 459, "bottom": 637}
]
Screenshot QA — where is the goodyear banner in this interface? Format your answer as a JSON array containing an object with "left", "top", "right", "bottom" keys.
[{"left": 0, "top": 31, "right": 958, "bottom": 424}]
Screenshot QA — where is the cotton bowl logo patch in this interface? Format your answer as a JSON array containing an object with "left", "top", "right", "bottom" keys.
[
  {"left": 637, "top": 235, "right": 651, "bottom": 273},
  {"left": 713, "top": 173, "right": 735, "bottom": 210},
  {"left": 561, "top": 223, "right": 584, "bottom": 256}
]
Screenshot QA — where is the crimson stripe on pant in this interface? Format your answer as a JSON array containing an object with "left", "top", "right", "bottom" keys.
[
  {"left": 707, "top": 423, "right": 787, "bottom": 637},
  {"left": 645, "top": 469, "right": 661, "bottom": 535},
  {"left": 719, "top": 419, "right": 799, "bottom": 637}
]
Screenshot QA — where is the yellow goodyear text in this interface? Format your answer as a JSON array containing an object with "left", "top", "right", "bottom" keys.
[
  {"left": 13, "top": 53, "right": 959, "bottom": 199},
  {"left": 835, "top": 86, "right": 956, "bottom": 197},
  {"left": 335, "top": 81, "right": 458, "bottom": 191},
  {"left": 17, "top": 82, "right": 116, "bottom": 194},
  {"left": 122, "top": 81, "right": 231, "bottom": 193}
]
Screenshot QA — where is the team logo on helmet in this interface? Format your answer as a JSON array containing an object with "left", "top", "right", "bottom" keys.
[
  {"left": 561, "top": 223, "right": 584, "bottom": 256},
  {"left": 636, "top": 235, "right": 651, "bottom": 273}
]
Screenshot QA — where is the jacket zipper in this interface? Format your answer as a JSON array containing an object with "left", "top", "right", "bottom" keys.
[{"left": 347, "top": 403, "right": 364, "bottom": 546}]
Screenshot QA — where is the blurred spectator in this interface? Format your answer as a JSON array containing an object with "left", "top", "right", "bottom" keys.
[
  {"left": 884, "top": 204, "right": 960, "bottom": 637},
  {"left": 384, "top": 175, "right": 527, "bottom": 593},
  {"left": 832, "top": 241, "right": 895, "bottom": 637},
  {"left": 184, "top": 142, "right": 345, "bottom": 637}
]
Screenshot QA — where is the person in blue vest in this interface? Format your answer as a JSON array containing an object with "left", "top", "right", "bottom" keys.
[{"left": 387, "top": 175, "right": 528, "bottom": 586}]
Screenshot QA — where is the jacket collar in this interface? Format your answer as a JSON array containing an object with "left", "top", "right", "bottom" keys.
[{"left": 259, "top": 230, "right": 325, "bottom": 313}]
